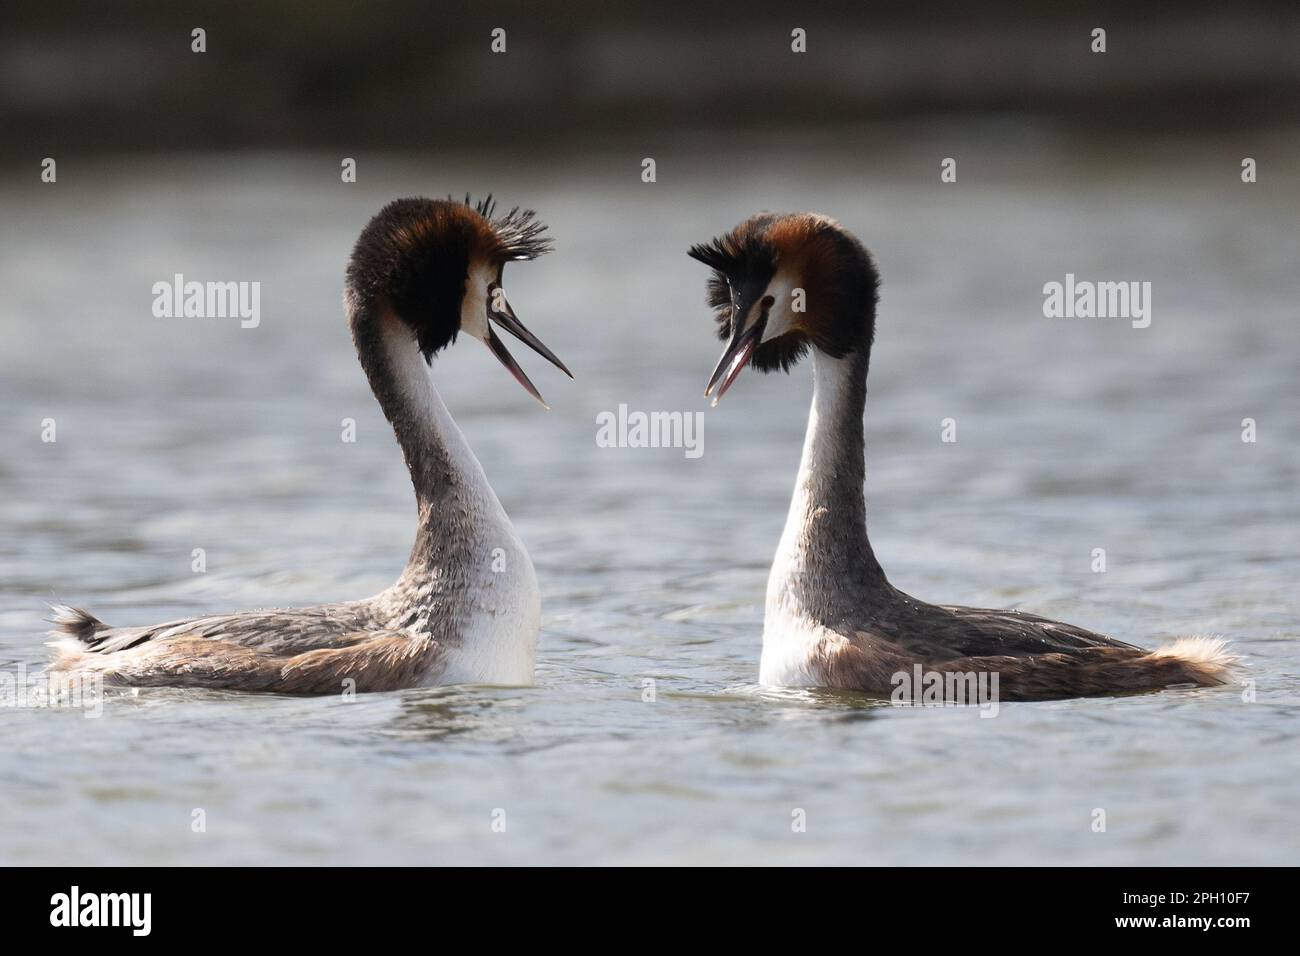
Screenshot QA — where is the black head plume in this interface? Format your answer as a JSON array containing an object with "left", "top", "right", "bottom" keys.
[
  {"left": 347, "top": 196, "right": 553, "bottom": 361},
  {"left": 688, "top": 212, "right": 879, "bottom": 378}
]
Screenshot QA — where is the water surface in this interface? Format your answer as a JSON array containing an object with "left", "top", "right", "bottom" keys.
[{"left": 1, "top": 132, "right": 1297, "bottom": 864}]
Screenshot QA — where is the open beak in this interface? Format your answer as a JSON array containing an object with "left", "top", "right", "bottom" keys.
[
  {"left": 483, "top": 282, "right": 573, "bottom": 408},
  {"left": 705, "top": 298, "right": 768, "bottom": 406}
]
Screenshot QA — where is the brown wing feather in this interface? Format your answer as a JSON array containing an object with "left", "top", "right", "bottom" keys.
[
  {"left": 75, "top": 604, "right": 380, "bottom": 657},
  {"left": 56, "top": 631, "right": 442, "bottom": 695},
  {"left": 806, "top": 589, "right": 1227, "bottom": 700},
  {"left": 874, "top": 595, "right": 1138, "bottom": 661},
  {"left": 818, "top": 628, "right": 1227, "bottom": 702}
]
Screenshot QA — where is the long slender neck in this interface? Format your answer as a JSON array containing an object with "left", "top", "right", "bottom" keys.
[
  {"left": 348, "top": 299, "right": 504, "bottom": 576},
  {"left": 768, "top": 344, "right": 889, "bottom": 629}
]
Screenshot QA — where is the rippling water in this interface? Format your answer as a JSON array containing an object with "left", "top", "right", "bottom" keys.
[{"left": 1, "top": 131, "right": 1297, "bottom": 864}]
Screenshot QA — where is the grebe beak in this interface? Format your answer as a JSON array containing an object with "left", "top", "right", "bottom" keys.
[
  {"left": 705, "top": 294, "right": 770, "bottom": 406},
  {"left": 483, "top": 282, "right": 573, "bottom": 408}
]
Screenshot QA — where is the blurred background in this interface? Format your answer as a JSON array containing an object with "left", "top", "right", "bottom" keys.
[
  {"left": 1, "top": 2, "right": 1297, "bottom": 866},
  {"left": 3, "top": 0, "right": 1299, "bottom": 154}
]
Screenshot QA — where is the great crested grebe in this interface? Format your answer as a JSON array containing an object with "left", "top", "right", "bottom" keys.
[
  {"left": 689, "top": 212, "right": 1235, "bottom": 702},
  {"left": 48, "top": 196, "right": 570, "bottom": 694}
]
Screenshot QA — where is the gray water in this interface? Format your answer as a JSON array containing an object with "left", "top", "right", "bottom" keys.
[{"left": 1, "top": 129, "right": 1297, "bottom": 865}]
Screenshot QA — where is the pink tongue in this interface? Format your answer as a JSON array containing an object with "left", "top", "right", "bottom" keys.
[
  {"left": 485, "top": 327, "right": 548, "bottom": 408},
  {"left": 711, "top": 333, "right": 757, "bottom": 406}
]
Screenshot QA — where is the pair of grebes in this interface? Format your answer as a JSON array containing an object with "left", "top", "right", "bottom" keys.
[{"left": 48, "top": 197, "right": 1233, "bottom": 701}]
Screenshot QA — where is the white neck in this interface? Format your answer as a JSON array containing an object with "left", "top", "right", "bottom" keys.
[
  {"left": 380, "top": 316, "right": 507, "bottom": 525},
  {"left": 366, "top": 313, "right": 539, "bottom": 684},
  {"left": 766, "top": 347, "right": 884, "bottom": 634}
]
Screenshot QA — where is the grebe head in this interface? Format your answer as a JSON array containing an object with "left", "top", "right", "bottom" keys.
[
  {"left": 347, "top": 195, "right": 570, "bottom": 405},
  {"left": 688, "top": 212, "right": 879, "bottom": 404}
]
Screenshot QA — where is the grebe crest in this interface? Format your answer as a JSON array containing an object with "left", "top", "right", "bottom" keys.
[
  {"left": 689, "top": 212, "right": 879, "bottom": 401},
  {"left": 347, "top": 195, "right": 569, "bottom": 403}
]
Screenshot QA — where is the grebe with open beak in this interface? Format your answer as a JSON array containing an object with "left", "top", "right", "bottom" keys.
[
  {"left": 690, "top": 212, "right": 1234, "bottom": 701},
  {"left": 48, "top": 196, "right": 570, "bottom": 694}
]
